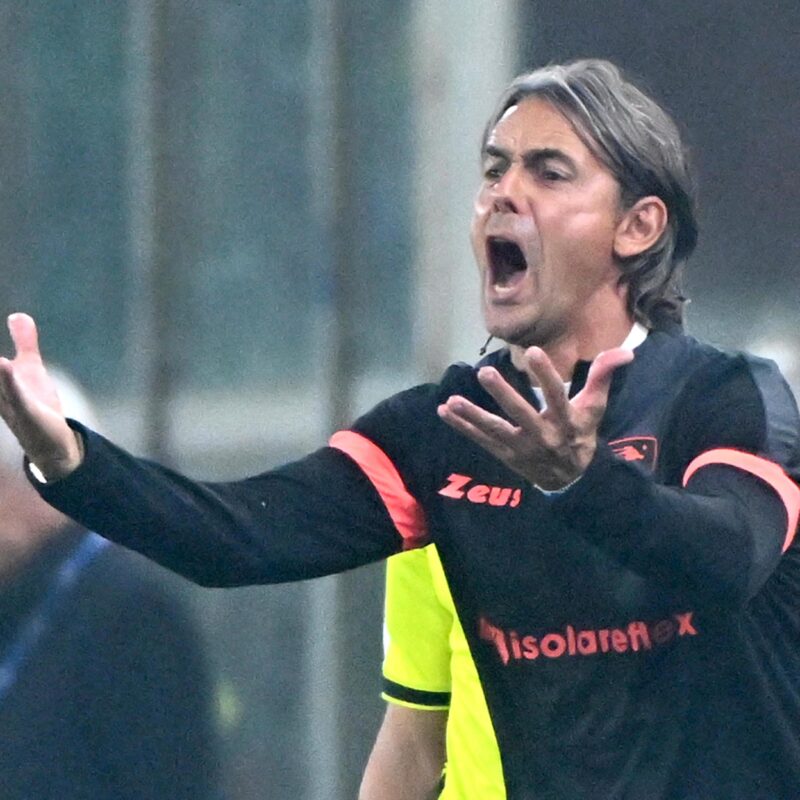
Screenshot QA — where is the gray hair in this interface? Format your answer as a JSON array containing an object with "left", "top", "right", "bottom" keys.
[
  {"left": 0, "top": 367, "right": 100, "bottom": 471},
  {"left": 483, "top": 59, "right": 698, "bottom": 328}
]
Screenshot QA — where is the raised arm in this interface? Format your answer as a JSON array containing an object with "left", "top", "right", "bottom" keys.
[
  {"left": 550, "top": 354, "right": 800, "bottom": 606},
  {"left": 439, "top": 345, "right": 800, "bottom": 606},
  {"left": 0, "top": 314, "right": 83, "bottom": 481},
  {"left": 0, "top": 314, "right": 408, "bottom": 586}
]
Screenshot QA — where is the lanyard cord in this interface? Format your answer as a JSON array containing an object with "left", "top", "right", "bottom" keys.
[{"left": 0, "top": 533, "right": 109, "bottom": 703}]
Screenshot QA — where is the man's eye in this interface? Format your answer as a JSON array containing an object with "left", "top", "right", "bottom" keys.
[
  {"left": 483, "top": 164, "right": 504, "bottom": 180},
  {"left": 540, "top": 169, "right": 566, "bottom": 182}
]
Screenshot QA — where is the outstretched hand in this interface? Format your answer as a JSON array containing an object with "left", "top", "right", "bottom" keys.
[
  {"left": 0, "top": 313, "right": 83, "bottom": 481},
  {"left": 437, "top": 346, "right": 633, "bottom": 491}
]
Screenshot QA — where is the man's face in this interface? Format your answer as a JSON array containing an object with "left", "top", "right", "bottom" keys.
[{"left": 471, "top": 96, "right": 628, "bottom": 349}]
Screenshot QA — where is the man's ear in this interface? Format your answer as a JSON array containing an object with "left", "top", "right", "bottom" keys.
[{"left": 614, "top": 196, "right": 668, "bottom": 258}]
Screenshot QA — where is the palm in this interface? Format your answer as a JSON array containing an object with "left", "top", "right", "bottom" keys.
[
  {"left": 437, "top": 345, "right": 633, "bottom": 490},
  {"left": 0, "top": 313, "right": 80, "bottom": 479}
]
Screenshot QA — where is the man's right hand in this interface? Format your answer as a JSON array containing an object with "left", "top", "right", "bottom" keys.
[
  {"left": 0, "top": 313, "right": 84, "bottom": 481},
  {"left": 438, "top": 345, "right": 633, "bottom": 491}
]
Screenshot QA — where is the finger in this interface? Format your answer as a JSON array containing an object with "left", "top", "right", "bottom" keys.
[
  {"left": 524, "top": 347, "right": 571, "bottom": 419},
  {"left": 439, "top": 395, "right": 519, "bottom": 440},
  {"left": 476, "top": 366, "right": 544, "bottom": 431},
  {"left": 437, "top": 396, "right": 519, "bottom": 458},
  {"left": 7, "top": 313, "right": 42, "bottom": 361},
  {"left": 438, "top": 403, "right": 504, "bottom": 455},
  {"left": 573, "top": 347, "right": 634, "bottom": 417},
  {"left": 438, "top": 405, "right": 508, "bottom": 460}
]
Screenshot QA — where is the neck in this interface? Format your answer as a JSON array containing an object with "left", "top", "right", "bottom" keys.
[{"left": 509, "top": 308, "right": 636, "bottom": 382}]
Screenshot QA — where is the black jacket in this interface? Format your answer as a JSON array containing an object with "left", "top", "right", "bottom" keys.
[{"left": 35, "top": 329, "right": 800, "bottom": 799}]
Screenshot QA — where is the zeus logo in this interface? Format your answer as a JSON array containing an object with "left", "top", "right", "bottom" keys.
[{"left": 438, "top": 473, "right": 522, "bottom": 507}]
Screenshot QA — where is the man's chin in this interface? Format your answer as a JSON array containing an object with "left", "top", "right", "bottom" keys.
[{"left": 484, "top": 317, "right": 537, "bottom": 349}]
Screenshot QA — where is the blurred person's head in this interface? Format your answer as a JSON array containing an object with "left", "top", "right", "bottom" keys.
[
  {"left": 473, "top": 58, "right": 698, "bottom": 351},
  {"left": 0, "top": 367, "right": 100, "bottom": 580}
]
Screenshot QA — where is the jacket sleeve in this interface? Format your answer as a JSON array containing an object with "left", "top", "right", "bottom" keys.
[
  {"left": 30, "top": 422, "right": 408, "bottom": 587},
  {"left": 551, "top": 355, "right": 800, "bottom": 607}
]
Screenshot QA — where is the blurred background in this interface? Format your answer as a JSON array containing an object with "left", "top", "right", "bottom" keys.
[{"left": 0, "top": 1, "right": 797, "bottom": 797}]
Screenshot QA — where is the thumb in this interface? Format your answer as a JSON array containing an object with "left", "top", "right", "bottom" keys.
[{"left": 8, "top": 313, "right": 43, "bottom": 362}]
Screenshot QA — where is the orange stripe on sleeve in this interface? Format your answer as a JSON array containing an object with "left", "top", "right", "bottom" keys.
[
  {"left": 683, "top": 448, "right": 800, "bottom": 553},
  {"left": 329, "top": 430, "right": 428, "bottom": 550}
]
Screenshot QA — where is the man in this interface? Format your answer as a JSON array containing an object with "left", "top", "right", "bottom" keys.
[
  {"left": 364, "top": 311, "right": 656, "bottom": 800},
  {"left": 359, "top": 545, "right": 504, "bottom": 800},
  {"left": 0, "top": 369, "right": 221, "bottom": 799},
  {"left": 0, "top": 59, "right": 799, "bottom": 799}
]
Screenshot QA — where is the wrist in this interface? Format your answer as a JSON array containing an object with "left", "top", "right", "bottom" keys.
[{"left": 30, "top": 429, "right": 85, "bottom": 483}]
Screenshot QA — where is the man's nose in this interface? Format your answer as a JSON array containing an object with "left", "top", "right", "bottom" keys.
[{"left": 489, "top": 166, "right": 523, "bottom": 214}]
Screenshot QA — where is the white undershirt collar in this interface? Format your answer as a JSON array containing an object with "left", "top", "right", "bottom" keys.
[{"left": 531, "top": 321, "right": 648, "bottom": 409}]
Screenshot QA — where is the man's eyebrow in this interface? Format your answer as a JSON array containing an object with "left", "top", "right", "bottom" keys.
[
  {"left": 522, "top": 148, "right": 577, "bottom": 170},
  {"left": 482, "top": 144, "right": 510, "bottom": 161},
  {"left": 482, "top": 144, "right": 577, "bottom": 171}
]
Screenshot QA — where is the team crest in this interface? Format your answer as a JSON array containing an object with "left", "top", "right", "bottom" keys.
[{"left": 608, "top": 436, "right": 658, "bottom": 471}]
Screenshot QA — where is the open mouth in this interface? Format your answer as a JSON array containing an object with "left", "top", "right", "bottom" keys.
[{"left": 487, "top": 237, "right": 528, "bottom": 287}]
